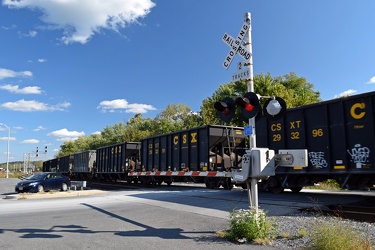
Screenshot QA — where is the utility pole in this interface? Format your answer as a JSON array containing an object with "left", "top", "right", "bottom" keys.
[{"left": 0, "top": 123, "right": 10, "bottom": 178}]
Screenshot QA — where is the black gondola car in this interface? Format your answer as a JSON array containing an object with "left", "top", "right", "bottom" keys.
[
  {"left": 58, "top": 154, "right": 74, "bottom": 175},
  {"left": 95, "top": 142, "right": 141, "bottom": 180},
  {"left": 256, "top": 91, "right": 375, "bottom": 192},
  {"left": 73, "top": 150, "right": 96, "bottom": 179},
  {"left": 136, "top": 125, "right": 247, "bottom": 188}
]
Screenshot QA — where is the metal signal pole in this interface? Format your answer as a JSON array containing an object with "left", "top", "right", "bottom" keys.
[{"left": 244, "top": 12, "right": 259, "bottom": 211}]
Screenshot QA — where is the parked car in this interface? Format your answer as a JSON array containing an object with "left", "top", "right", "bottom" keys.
[{"left": 15, "top": 172, "right": 71, "bottom": 193}]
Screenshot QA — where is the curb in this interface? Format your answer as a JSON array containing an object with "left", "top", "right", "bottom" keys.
[{"left": 4, "top": 194, "right": 18, "bottom": 199}]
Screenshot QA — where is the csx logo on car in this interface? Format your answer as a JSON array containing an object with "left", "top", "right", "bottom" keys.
[
  {"left": 173, "top": 132, "right": 197, "bottom": 145},
  {"left": 351, "top": 102, "right": 365, "bottom": 119}
]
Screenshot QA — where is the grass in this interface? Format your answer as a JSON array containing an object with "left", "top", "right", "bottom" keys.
[
  {"left": 308, "top": 220, "right": 372, "bottom": 250},
  {"left": 219, "top": 208, "right": 373, "bottom": 249},
  {"left": 279, "top": 228, "right": 308, "bottom": 240},
  {"left": 0, "top": 171, "right": 26, "bottom": 179}
]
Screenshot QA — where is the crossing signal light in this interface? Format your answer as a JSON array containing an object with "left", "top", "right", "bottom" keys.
[
  {"left": 263, "top": 96, "right": 286, "bottom": 120},
  {"left": 235, "top": 92, "right": 260, "bottom": 119},
  {"left": 214, "top": 97, "right": 235, "bottom": 123}
]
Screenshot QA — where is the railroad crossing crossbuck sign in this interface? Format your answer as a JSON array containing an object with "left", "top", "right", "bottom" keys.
[{"left": 222, "top": 20, "right": 252, "bottom": 70}]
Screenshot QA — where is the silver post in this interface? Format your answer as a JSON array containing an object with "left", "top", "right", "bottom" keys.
[
  {"left": 0, "top": 123, "right": 10, "bottom": 178},
  {"left": 244, "top": 12, "right": 259, "bottom": 212}
]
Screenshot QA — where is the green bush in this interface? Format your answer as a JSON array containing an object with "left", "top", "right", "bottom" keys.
[
  {"left": 307, "top": 179, "right": 341, "bottom": 190},
  {"left": 225, "top": 208, "right": 276, "bottom": 243}
]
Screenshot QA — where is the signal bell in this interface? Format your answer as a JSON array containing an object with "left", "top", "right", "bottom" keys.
[
  {"left": 235, "top": 92, "right": 260, "bottom": 119},
  {"left": 214, "top": 97, "right": 235, "bottom": 123},
  {"left": 263, "top": 96, "right": 286, "bottom": 120}
]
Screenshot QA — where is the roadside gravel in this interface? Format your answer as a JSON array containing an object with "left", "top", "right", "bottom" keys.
[{"left": 263, "top": 212, "right": 375, "bottom": 249}]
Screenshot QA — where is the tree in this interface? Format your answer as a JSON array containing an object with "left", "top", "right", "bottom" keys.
[
  {"left": 56, "top": 141, "right": 78, "bottom": 157},
  {"left": 201, "top": 72, "right": 321, "bottom": 126},
  {"left": 153, "top": 104, "right": 203, "bottom": 134},
  {"left": 55, "top": 104, "right": 203, "bottom": 157},
  {"left": 273, "top": 72, "right": 320, "bottom": 107},
  {"left": 123, "top": 114, "right": 154, "bottom": 141},
  {"left": 100, "top": 122, "right": 127, "bottom": 145}
]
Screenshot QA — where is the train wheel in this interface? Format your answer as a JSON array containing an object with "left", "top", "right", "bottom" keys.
[
  {"left": 267, "top": 177, "right": 284, "bottom": 194},
  {"left": 269, "top": 186, "right": 284, "bottom": 194},
  {"left": 204, "top": 178, "right": 216, "bottom": 189},
  {"left": 290, "top": 187, "right": 303, "bottom": 193},
  {"left": 222, "top": 178, "right": 233, "bottom": 190}
]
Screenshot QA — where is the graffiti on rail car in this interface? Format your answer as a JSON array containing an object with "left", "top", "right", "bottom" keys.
[
  {"left": 308, "top": 151, "right": 328, "bottom": 169},
  {"left": 347, "top": 144, "right": 370, "bottom": 168}
]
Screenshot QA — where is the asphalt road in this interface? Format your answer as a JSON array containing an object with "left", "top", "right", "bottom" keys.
[
  {"left": 0, "top": 178, "right": 19, "bottom": 199},
  {"left": 0, "top": 178, "right": 277, "bottom": 250},
  {"left": 3, "top": 177, "right": 373, "bottom": 250}
]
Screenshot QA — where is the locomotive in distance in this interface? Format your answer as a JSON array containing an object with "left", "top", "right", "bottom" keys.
[{"left": 44, "top": 91, "right": 375, "bottom": 193}]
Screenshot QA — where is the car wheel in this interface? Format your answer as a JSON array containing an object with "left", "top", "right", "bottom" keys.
[
  {"left": 61, "top": 183, "right": 68, "bottom": 191},
  {"left": 37, "top": 185, "right": 44, "bottom": 193}
]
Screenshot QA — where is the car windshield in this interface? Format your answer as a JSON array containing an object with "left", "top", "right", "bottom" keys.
[{"left": 26, "top": 173, "right": 46, "bottom": 180}]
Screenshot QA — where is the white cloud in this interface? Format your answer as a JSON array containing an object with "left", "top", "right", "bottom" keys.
[
  {"left": 0, "top": 137, "right": 16, "bottom": 141},
  {"left": 20, "top": 139, "right": 39, "bottom": 144},
  {"left": 47, "top": 128, "right": 85, "bottom": 141},
  {"left": 367, "top": 76, "right": 375, "bottom": 84},
  {"left": 3, "top": 0, "right": 156, "bottom": 44},
  {"left": 334, "top": 89, "right": 357, "bottom": 98},
  {"left": 1, "top": 24, "right": 17, "bottom": 30},
  {"left": 0, "top": 84, "right": 42, "bottom": 94},
  {"left": 0, "top": 99, "right": 71, "bottom": 112},
  {"left": 33, "top": 125, "right": 47, "bottom": 131},
  {"left": 97, "top": 98, "right": 156, "bottom": 113},
  {"left": 19, "top": 30, "right": 37, "bottom": 37},
  {"left": 0, "top": 68, "right": 32, "bottom": 79},
  {"left": 38, "top": 58, "right": 47, "bottom": 63}
]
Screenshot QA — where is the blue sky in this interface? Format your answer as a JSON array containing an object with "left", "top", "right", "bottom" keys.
[{"left": 0, "top": 0, "right": 374, "bottom": 162}]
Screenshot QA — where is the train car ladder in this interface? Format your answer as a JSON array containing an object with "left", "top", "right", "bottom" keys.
[{"left": 225, "top": 127, "right": 237, "bottom": 167}]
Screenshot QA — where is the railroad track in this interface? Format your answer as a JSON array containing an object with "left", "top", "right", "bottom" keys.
[{"left": 315, "top": 205, "right": 375, "bottom": 222}]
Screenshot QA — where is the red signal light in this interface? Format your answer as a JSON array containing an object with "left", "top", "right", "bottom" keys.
[
  {"left": 213, "top": 97, "right": 235, "bottom": 123},
  {"left": 235, "top": 92, "right": 260, "bottom": 119},
  {"left": 244, "top": 100, "right": 254, "bottom": 112},
  {"left": 214, "top": 101, "right": 231, "bottom": 114}
]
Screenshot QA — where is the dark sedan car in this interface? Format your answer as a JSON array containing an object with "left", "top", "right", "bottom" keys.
[{"left": 15, "top": 172, "right": 71, "bottom": 193}]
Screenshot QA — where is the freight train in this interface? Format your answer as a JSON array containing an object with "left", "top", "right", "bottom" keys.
[
  {"left": 43, "top": 91, "right": 375, "bottom": 192},
  {"left": 43, "top": 125, "right": 248, "bottom": 190}
]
